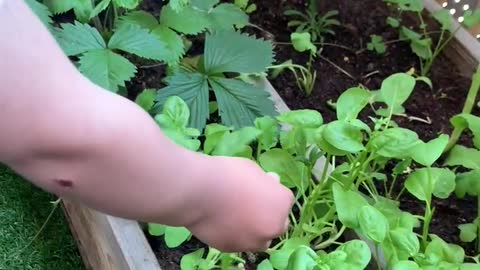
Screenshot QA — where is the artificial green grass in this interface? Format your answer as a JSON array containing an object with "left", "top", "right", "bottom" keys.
[{"left": 0, "top": 165, "right": 84, "bottom": 270}]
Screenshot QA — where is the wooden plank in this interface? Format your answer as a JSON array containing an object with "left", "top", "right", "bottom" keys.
[
  {"left": 424, "top": 0, "right": 480, "bottom": 76},
  {"left": 62, "top": 200, "right": 161, "bottom": 270}
]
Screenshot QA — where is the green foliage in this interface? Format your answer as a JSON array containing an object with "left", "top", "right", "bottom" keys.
[
  {"left": 284, "top": 1, "right": 340, "bottom": 43},
  {"left": 154, "top": 96, "right": 201, "bottom": 151},
  {"left": 290, "top": 32, "right": 317, "bottom": 54},
  {"left": 135, "top": 89, "right": 157, "bottom": 111},
  {"left": 147, "top": 70, "right": 480, "bottom": 269},
  {"left": 115, "top": 10, "right": 187, "bottom": 64},
  {"left": 383, "top": 0, "right": 480, "bottom": 76},
  {"left": 234, "top": 0, "right": 256, "bottom": 14},
  {"left": 148, "top": 224, "right": 191, "bottom": 248},
  {"left": 44, "top": 0, "right": 93, "bottom": 23},
  {"left": 53, "top": 21, "right": 169, "bottom": 92},
  {"left": 367, "top": 35, "right": 386, "bottom": 54},
  {"left": 25, "top": 0, "right": 53, "bottom": 29},
  {"left": 160, "top": 0, "right": 248, "bottom": 35},
  {"left": 155, "top": 31, "right": 276, "bottom": 131}
]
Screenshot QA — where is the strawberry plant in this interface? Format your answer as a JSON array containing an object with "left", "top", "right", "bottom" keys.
[{"left": 154, "top": 30, "right": 278, "bottom": 131}]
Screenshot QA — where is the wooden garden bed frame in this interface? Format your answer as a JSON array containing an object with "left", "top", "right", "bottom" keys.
[{"left": 61, "top": 1, "right": 480, "bottom": 269}]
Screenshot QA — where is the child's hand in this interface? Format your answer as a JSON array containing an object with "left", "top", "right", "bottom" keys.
[{"left": 187, "top": 156, "right": 294, "bottom": 253}]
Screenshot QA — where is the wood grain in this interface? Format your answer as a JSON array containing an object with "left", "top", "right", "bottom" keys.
[{"left": 62, "top": 200, "right": 161, "bottom": 270}]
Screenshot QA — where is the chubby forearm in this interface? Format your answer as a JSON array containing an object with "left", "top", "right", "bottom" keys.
[{"left": 0, "top": 0, "right": 213, "bottom": 227}]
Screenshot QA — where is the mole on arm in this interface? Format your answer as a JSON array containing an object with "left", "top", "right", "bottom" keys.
[{"left": 54, "top": 179, "right": 74, "bottom": 188}]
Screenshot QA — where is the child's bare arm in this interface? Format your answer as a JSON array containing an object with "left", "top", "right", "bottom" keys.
[{"left": 0, "top": 0, "right": 293, "bottom": 252}]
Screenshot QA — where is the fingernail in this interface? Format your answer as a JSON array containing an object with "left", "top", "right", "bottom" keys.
[
  {"left": 265, "top": 240, "right": 272, "bottom": 249},
  {"left": 267, "top": 172, "right": 280, "bottom": 182}
]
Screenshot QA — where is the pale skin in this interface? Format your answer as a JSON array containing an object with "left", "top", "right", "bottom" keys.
[{"left": 0, "top": 0, "right": 294, "bottom": 253}]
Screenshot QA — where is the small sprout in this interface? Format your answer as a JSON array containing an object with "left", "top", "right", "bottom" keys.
[{"left": 367, "top": 35, "right": 386, "bottom": 54}]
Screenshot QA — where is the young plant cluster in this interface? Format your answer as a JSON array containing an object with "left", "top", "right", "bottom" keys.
[
  {"left": 149, "top": 70, "right": 480, "bottom": 270},
  {"left": 379, "top": 0, "right": 480, "bottom": 76},
  {"left": 25, "top": 0, "right": 480, "bottom": 269},
  {"left": 29, "top": 0, "right": 279, "bottom": 132}
]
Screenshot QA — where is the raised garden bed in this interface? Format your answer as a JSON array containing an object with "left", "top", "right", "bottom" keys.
[{"left": 27, "top": 0, "right": 480, "bottom": 269}]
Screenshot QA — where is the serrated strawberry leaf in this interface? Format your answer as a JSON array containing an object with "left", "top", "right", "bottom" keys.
[
  {"left": 72, "top": 0, "right": 94, "bottom": 23},
  {"left": 43, "top": 0, "right": 76, "bottom": 15},
  {"left": 90, "top": 0, "right": 111, "bottom": 19},
  {"left": 208, "top": 3, "right": 249, "bottom": 30},
  {"left": 152, "top": 25, "right": 185, "bottom": 64},
  {"left": 209, "top": 77, "right": 277, "bottom": 129},
  {"left": 155, "top": 72, "right": 210, "bottom": 130},
  {"left": 203, "top": 31, "right": 274, "bottom": 74},
  {"left": 108, "top": 23, "right": 169, "bottom": 61},
  {"left": 160, "top": 5, "right": 210, "bottom": 35},
  {"left": 25, "top": 0, "right": 53, "bottom": 28},
  {"left": 116, "top": 10, "right": 159, "bottom": 30},
  {"left": 78, "top": 49, "right": 137, "bottom": 92},
  {"left": 53, "top": 21, "right": 106, "bottom": 56}
]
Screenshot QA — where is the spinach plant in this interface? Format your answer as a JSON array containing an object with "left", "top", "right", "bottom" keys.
[
  {"left": 152, "top": 72, "right": 480, "bottom": 269},
  {"left": 442, "top": 66, "right": 480, "bottom": 254}
]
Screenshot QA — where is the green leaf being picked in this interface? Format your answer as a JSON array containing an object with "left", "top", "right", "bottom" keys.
[{"left": 258, "top": 149, "right": 309, "bottom": 189}]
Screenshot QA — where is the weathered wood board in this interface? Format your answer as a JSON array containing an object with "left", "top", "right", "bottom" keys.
[{"left": 62, "top": 200, "right": 161, "bottom": 270}]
